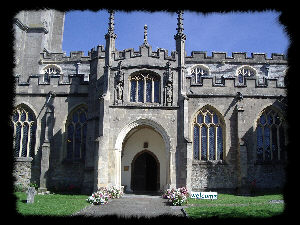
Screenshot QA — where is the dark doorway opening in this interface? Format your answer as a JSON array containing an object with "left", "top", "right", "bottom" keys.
[{"left": 131, "top": 151, "right": 159, "bottom": 193}]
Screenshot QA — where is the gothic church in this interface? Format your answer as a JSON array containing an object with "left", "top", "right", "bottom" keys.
[{"left": 12, "top": 10, "right": 287, "bottom": 194}]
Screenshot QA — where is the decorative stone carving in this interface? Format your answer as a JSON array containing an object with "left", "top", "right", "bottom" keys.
[
  {"left": 164, "top": 62, "right": 173, "bottom": 106},
  {"left": 143, "top": 24, "right": 149, "bottom": 46},
  {"left": 114, "top": 61, "right": 124, "bottom": 105}
]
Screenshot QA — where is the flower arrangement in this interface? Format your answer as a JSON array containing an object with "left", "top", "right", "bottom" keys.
[
  {"left": 86, "top": 189, "right": 110, "bottom": 205},
  {"left": 107, "top": 186, "right": 123, "bottom": 199},
  {"left": 86, "top": 186, "right": 123, "bottom": 205},
  {"left": 162, "top": 187, "right": 189, "bottom": 206}
]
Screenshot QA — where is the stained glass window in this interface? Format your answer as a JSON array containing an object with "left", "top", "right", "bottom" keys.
[
  {"left": 256, "top": 126, "right": 263, "bottom": 161},
  {"left": 130, "top": 80, "right": 136, "bottom": 102},
  {"left": 154, "top": 80, "right": 160, "bottom": 103},
  {"left": 193, "top": 125, "right": 199, "bottom": 160},
  {"left": 66, "top": 106, "right": 87, "bottom": 161},
  {"left": 130, "top": 72, "right": 160, "bottom": 103},
  {"left": 193, "top": 107, "right": 224, "bottom": 160},
  {"left": 12, "top": 106, "right": 36, "bottom": 158},
  {"left": 217, "top": 126, "right": 223, "bottom": 159},
  {"left": 138, "top": 79, "right": 144, "bottom": 102},
  {"left": 209, "top": 126, "right": 215, "bottom": 160},
  {"left": 256, "top": 108, "right": 286, "bottom": 161},
  {"left": 201, "top": 126, "right": 207, "bottom": 160}
]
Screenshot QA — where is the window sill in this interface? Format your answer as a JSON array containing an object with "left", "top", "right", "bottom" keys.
[
  {"left": 192, "top": 160, "right": 227, "bottom": 165},
  {"left": 110, "top": 104, "right": 179, "bottom": 109},
  {"left": 14, "top": 157, "right": 33, "bottom": 162}
]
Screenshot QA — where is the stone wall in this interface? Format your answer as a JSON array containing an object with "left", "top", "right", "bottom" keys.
[
  {"left": 13, "top": 157, "right": 33, "bottom": 189},
  {"left": 191, "top": 162, "right": 237, "bottom": 191}
]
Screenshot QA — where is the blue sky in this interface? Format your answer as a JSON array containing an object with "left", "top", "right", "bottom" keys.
[{"left": 62, "top": 10, "right": 289, "bottom": 58}]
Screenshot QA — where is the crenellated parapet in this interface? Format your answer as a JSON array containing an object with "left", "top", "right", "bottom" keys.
[
  {"left": 186, "top": 51, "right": 286, "bottom": 64},
  {"left": 111, "top": 45, "right": 177, "bottom": 62},
  {"left": 40, "top": 51, "right": 91, "bottom": 64},
  {"left": 14, "top": 73, "right": 89, "bottom": 86},
  {"left": 186, "top": 75, "right": 285, "bottom": 89},
  {"left": 90, "top": 45, "right": 106, "bottom": 60},
  {"left": 185, "top": 51, "right": 287, "bottom": 95}
]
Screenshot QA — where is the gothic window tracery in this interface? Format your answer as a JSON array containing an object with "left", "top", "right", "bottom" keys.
[
  {"left": 41, "top": 64, "right": 62, "bottom": 82},
  {"left": 256, "top": 107, "right": 286, "bottom": 162},
  {"left": 65, "top": 106, "right": 87, "bottom": 161},
  {"left": 130, "top": 72, "right": 160, "bottom": 103},
  {"left": 193, "top": 106, "right": 224, "bottom": 160},
  {"left": 11, "top": 105, "right": 36, "bottom": 158},
  {"left": 236, "top": 66, "right": 256, "bottom": 84},
  {"left": 191, "top": 65, "right": 209, "bottom": 84}
]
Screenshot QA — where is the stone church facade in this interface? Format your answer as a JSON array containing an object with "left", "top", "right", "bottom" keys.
[{"left": 12, "top": 10, "right": 288, "bottom": 194}]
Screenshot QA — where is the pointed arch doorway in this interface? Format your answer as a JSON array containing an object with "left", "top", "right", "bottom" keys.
[
  {"left": 131, "top": 150, "right": 160, "bottom": 192},
  {"left": 118, "top": 120, "right": 171, "bottom": 193}
]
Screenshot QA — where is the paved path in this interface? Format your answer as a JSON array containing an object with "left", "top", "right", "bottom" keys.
[{"left": 73, "top": 194, "right": 185, "bottom": 218}]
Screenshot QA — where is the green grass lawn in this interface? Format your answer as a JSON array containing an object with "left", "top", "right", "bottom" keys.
[
  {"left": 185, "top": 204, "right": 284, "bottom": 218},
  {"left": 186, "top": 193, "right": 283, "bottom": 205},
  {"left": 15, "top": 192, "right": 90, "bottom": 216},
  {"left": 185, "top": 193, "right": 285, "bottom": 219}
]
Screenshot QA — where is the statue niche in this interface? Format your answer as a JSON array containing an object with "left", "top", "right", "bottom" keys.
[{"left": 114, "top": 61, "right": 124, "bottom": 105}]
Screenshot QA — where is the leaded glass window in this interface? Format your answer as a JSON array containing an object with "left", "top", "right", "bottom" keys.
[
  {"left": 191, "top": 65, "right": 209, "bottom": 84},
  {"left": 193, "top": 107, "right": 224, "bottom": 160},
  {"left": 256, "top": 108, "right": 286, "bottom": 161},
  {"left": 11, "top": 106, "right": 37, "bottom": 158},
  {"left": 130, "top": 72, "right": 160, "bottom": 103},
  {"left": 66, "top": 106, "right": 87, "bottom": 161}
]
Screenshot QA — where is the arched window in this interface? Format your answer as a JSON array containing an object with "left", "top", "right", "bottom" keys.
[
  {"left": 65, "top": 106, "right": 87, "bottom": 161},
  {"left": 11, "top": 105, "right": 37, "bottom": 158},
  {"left": 236, "top": 66, "right": 256, "bottom": 84},
  {"left": 130, "top": 71, "right": 160, "bottom": 103},
  {"left": 41, "top": 64, "right": 62, "bottom": 82},
  {"left": 256, "top": 107, "right": 286, "bottom": 161},
  {"left": 193, "top": 106, "right": 224, "bottom": 160},
  {"left": 191, "top": 65, "right": 209, "bottom": 84}
]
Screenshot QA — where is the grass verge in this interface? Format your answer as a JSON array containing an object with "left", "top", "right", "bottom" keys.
[
  {"left": 184, "top": 193, "right": 285, "bottom": 219},
  {"left": 15, "top": 192, "right": 90, "bottom": 216},
  {"left": 185, "top": 203, "right": 284, "bottom": 218}
]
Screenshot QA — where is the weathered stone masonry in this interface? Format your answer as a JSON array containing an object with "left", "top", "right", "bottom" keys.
[{"left": 12, "top": 10, "right": 287, "bottom": 194}]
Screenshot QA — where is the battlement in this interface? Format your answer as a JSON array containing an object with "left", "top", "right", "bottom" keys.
[
  {"left": 40, "top": 51, "right": 91, "bottom": 63},
  {"left": 14, "top": 73, "right": 89, "bottom": 86},
  {"left": 186, "top": 75, "right": 286, "bottom": 93},
  {"left": 111, "top": 45, "right": 177, "bottom": 62},
  {"left": 186, "top": 51, "right": 287, "bottom": 64},
  {"left": 90, "top": 45, "right": 106, "bottom": 59}
]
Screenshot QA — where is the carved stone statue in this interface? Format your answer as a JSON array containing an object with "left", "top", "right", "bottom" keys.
[
  {"left": 166, "top": 83, "right": 173, "bottom": 106},
  {"left": 164, "top": 62, "right": 173, "bottom": 106},
  {"left": 115, "top": 61, "right": 124, "bottom": 104}
]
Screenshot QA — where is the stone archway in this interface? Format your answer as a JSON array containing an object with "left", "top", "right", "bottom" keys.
[{"left": 115, "top": 119, "right": 174, "bottom": 193}]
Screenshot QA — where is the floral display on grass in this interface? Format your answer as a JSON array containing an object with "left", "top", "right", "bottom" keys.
[
  {"left": 86, "top": 186, "right": 123, "bottom": 205},
  {"left": 162, "top": 187, "right": 189, "bottom": 206}
]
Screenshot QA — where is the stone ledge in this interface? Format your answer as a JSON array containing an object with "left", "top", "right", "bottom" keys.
[
  {"left": 14, "top": 157, "right": 33, "bottom": 162},
  {"left": 109, "top": 104, "right": 179, "bottom": 109},
  {"left": 192, "top": 160, "right": 228, "bottom": 165}
]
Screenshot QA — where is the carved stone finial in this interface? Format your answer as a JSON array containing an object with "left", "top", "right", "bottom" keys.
[
  {"left": 143, "top": 24, "right": 149, "bottom": 46},
  {"left": 176, "top": 10, "right": 184, "bottom": 34},
  {"left": 105, "top": 10, "right": 116, "bottom": 39},
  {"left": 108, "top": 10, "right": 115, "bottom": 33},
  {"left": 174, "top": 10, "right": 186, "bottom": 40}
]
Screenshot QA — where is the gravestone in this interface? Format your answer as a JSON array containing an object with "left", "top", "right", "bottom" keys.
[{"left": 26, "top": 187, "right": 37, "bottom": 204}]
